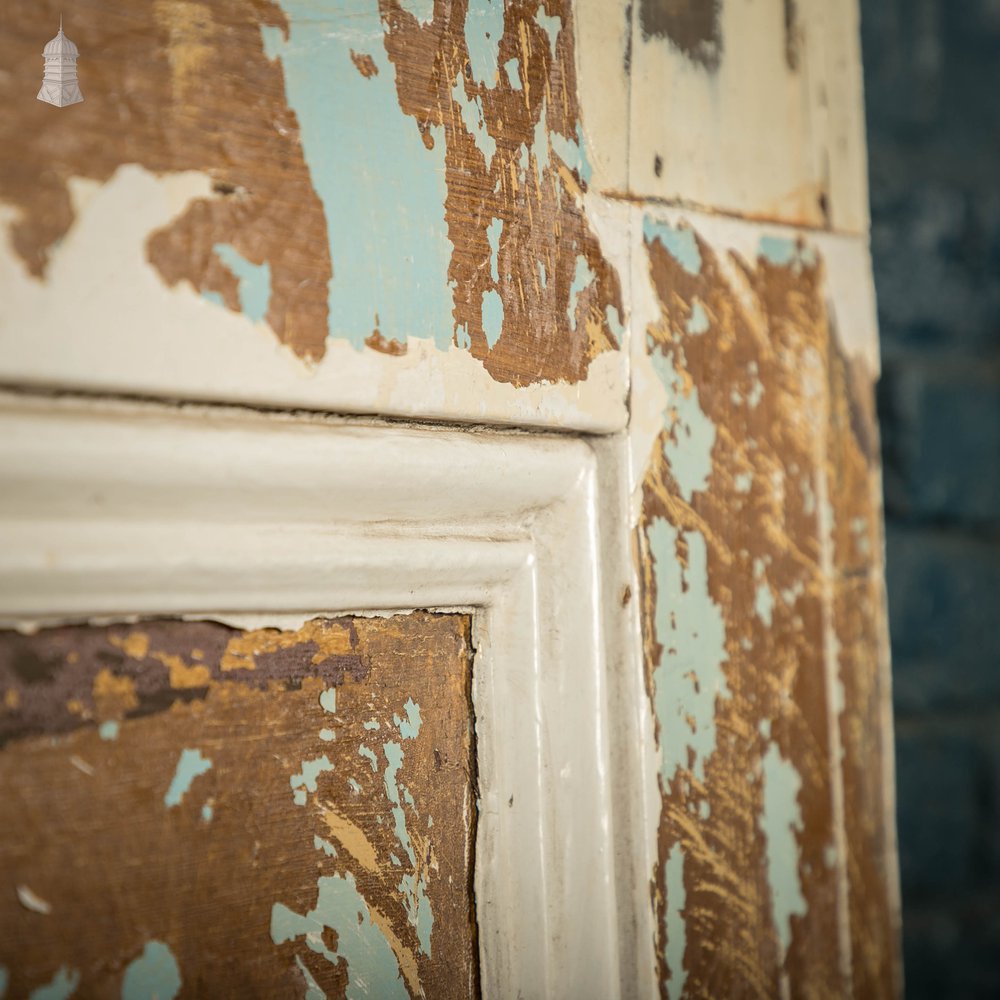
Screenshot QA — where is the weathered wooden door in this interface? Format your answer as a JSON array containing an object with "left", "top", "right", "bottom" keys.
[{"left": 0, "top": 1, "right": 900, "bottom": 997}]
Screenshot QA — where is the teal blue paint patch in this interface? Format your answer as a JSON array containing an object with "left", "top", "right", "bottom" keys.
[
  {"left": 291, "top": 756, "right": 334, "bottom": 804},
  {"left": 295, "top": 956, "right": 327, "bottom": 1000},
  {"left": 398, "top": 698, "right": 422, "bottom": 740},
  {"left": 801, "top": 476, "right": 817, "bottom": 515},
  {"left": 213, "top": 243, "right": 271, "bottom": 324},
  {"left": 399, "top": 872, "right": 434, "bottom": 956},
  {"left": 504, "top": 57, "right": 521, "bottom": 89},
  {"left": 466, "top": 0, "right": 505, "bottom": 86},
  {"left": 481, "top": 289, "right": 504, "bottom": 348},
  {"left": 28, "top": 968, "right": 79, "bottom": 1000},
  {"left": 686, "top": 299, "right": 709, "bottom": 335},
  {"left": 760, "top": 743, "right": 807, "bottom": 959},
  {"left": 648, "top": 349, "right": 717, "bottom": 502},
  {"left": 851, "top": 516, "right": 871, "bottom": 556},
  {"left": 745, "top": 361, "right": 764, "bottom": 408},
  {"left": 99, "top": 720, "right": 119, "bottom": 741},
  {"left": 319, "top": 728, "right": 335, "bottom": 742},
  {"left": 164, "top": 748, "right": 212, "bottom": 808},
  {"left": 605, "top": 304, "right": 624, "bottom": 344},
  {"left": 390, "top": 852, "right": 401, "bottom": 866},
  {"left": 267, "top": 4, "right": 453, "bottom": 349},
  {"left": 399, "top": 0, "right": 434, "bottom": 23},
  {"left": 550, "top": 123, "right": 593, "bottom": 186},
  {"left": 643, "top": 218, "right": 702, "bottom": 276},
  {"left": 382, "top": 740, "right": 432, "bottom": 952},
  {"left": 456, "top": 324, "right": 472, "bottom": 349},
  {"left": 0, "top": 966, "right": 7, "bottom": 999},
  {"left": 537, "top": 259, "right": 547, "bottom": 288},
  {"left": 758, "top": 235, "right": 818, "bottom": 271},
  {"left": 486, "top": 218, "right": 503, "bottom": 282},
  {"left": 358, "top": 746, "right": 378, "bottom": 772},
  {"left": 648, "top": 518, "right": 729, "bottom": 786},
  {"left": 382, "top": 742, "right": 414, "bottom": 863},
  {"left": 314, "top": 835, "right": 337, "bottom": 857},
  {"left": 201, "top": 802, "right": 213, "bottom": 823},
  {"left": 567, "top": 254, "right": 596, "bottom": 331},
  {"left": 663, "top": 845, "right": 687, "bottom": 1000},
  {"left": 754, "top": 559, "right": 774, "bottom": 626},
  {"left": 755, "top": 581, "right": 774, "bottom": 626},
  {"left": 200, "top": 290, "right": 225, "bottom": 308},
  {"left": 363, "top": 719, "right": 380, "bottom": 731},
  {"left": 121, "top": 941, "right": 181, "bottom": 1000},
  {"left": 259, "top": 24, "right": 284, "bottom": 61},
  {"left": 780, "top": 580, "right": 805, "bottom": 606},
  {"left": 293, "top": 789, "right": 307, "bottom": 806},
  {"left": 348, "top": 777, "right": 362, "bottom": 794},
  {"left": 453, "top": 75, "right": 496, "bottom": 169},
  {"left": 271, "top": 873, "right": 408, "bottom": 1000},
  {"left": 319, "top": 688, "right": 337, "bottom": 713},
  {"left": 536, "top": 9, "right": 562, "bottom": 56}
]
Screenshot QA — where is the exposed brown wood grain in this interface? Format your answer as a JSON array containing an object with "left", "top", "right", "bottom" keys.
[
  {"left": 826, "top": 339, "right": 901, "bottom": 997},
  {"left": 0, "top": 613, "right": 478, "bottom": 999},
  {"left": 0, "top": 0, "right": 623, "bottom": 386},
  {"left": 638, "top": 226, "right": 899, "bottom": 998},
  {"left": 379, "top": 0, "right": 625, "bottom": 385},
  {"left": 0, "top": 0, "right": 332, "bottom": 361}
]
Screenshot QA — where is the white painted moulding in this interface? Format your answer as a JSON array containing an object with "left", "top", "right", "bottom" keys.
[{"left": 0, "top": 391, "right": 658, "bottom": 1000}]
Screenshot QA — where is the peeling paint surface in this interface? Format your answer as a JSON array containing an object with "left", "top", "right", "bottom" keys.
[
  {"left": 163, "top": 748, "right": 213, "bottom": 808},
  {"left": 637, "top": 210, "right": 894, "bottom": 997},
  {"left": 271, "top": 872, "right": 409, "bottom": 1000},
  {"left": 0, "top": 0, "right": 627, "bottom": 418},
  {"left": 0, "top": 614, "right": 477, "bottom": 999},
  {"left": 760, "top": 743, "right": 808, "bottom": 962}
]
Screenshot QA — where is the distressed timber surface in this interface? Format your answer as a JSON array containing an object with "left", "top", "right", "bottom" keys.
[
  {"left": 634, "top": 214, "right": 898, "bottom": 998},
  {"left": 0, "top": 1, "right": 899, "bottom": 997},
  {"left": 0, "top": 0, "right": 627, "bottom": 430},
  {"left": 0, "top": 613, "right": 477, "bottom": 1000}
]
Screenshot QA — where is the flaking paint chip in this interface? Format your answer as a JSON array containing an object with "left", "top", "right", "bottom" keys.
[{"left": 16, "top": 884, "right": 52, "bottom": 915}]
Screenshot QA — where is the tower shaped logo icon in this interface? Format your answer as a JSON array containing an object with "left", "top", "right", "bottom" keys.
[{"left": 37, "top": 18, "right": 84, "bottom": 108}]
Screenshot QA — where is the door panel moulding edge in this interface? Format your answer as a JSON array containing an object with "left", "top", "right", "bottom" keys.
[{"left": 0, "top": 390, "right": 658, "bottom": 1000}]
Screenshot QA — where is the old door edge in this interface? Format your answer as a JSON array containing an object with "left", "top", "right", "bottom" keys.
[{"left": 0, "top": 390, "right": 658, "bottom": 1000}]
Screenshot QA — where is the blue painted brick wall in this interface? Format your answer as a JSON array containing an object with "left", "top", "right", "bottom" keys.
[{"left": 861, "top": 0, "right": 1000, "bottom": 996}]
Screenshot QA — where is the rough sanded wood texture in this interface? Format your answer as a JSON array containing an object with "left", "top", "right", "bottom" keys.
[
  {"left": 634, "top": 215, "right": 898, "bottom": 998},
  {"left": 0, "top": 612, "right": 477, "bottom": 1000}
]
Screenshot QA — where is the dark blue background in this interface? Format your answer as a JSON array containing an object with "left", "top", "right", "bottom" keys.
[{"left": 861, "top": 0, "right": 1000, "bottom": 995}]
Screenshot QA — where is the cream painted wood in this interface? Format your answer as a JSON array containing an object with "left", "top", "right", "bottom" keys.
[
  {"left": 592, "top": 0, "right": 870, "bottom": 233},
  {"left": 0, "top": 391, "right": 658, "bottom": 1000}
]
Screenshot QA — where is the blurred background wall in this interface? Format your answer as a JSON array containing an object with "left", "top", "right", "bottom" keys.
[{"left": 861, "top": 0, "right": 1000, "bottom": 995}]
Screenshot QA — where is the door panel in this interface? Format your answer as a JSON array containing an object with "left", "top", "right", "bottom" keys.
[{"left": 0, "top": 614, "right": 477, "bottom": 999}]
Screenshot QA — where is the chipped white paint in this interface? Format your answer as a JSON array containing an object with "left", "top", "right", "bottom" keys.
[
  {"left": 627, "top": 202, "right": 881, "bottom": 522},
  {"left": 0, "top": 391, "right": 658, "bottom": 1000},
  {"left": 575, "top": 0, "right": 868, "bottom": 233},
  {"left": 0, "top": 165, "right": 627, "bottom": 433}
]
